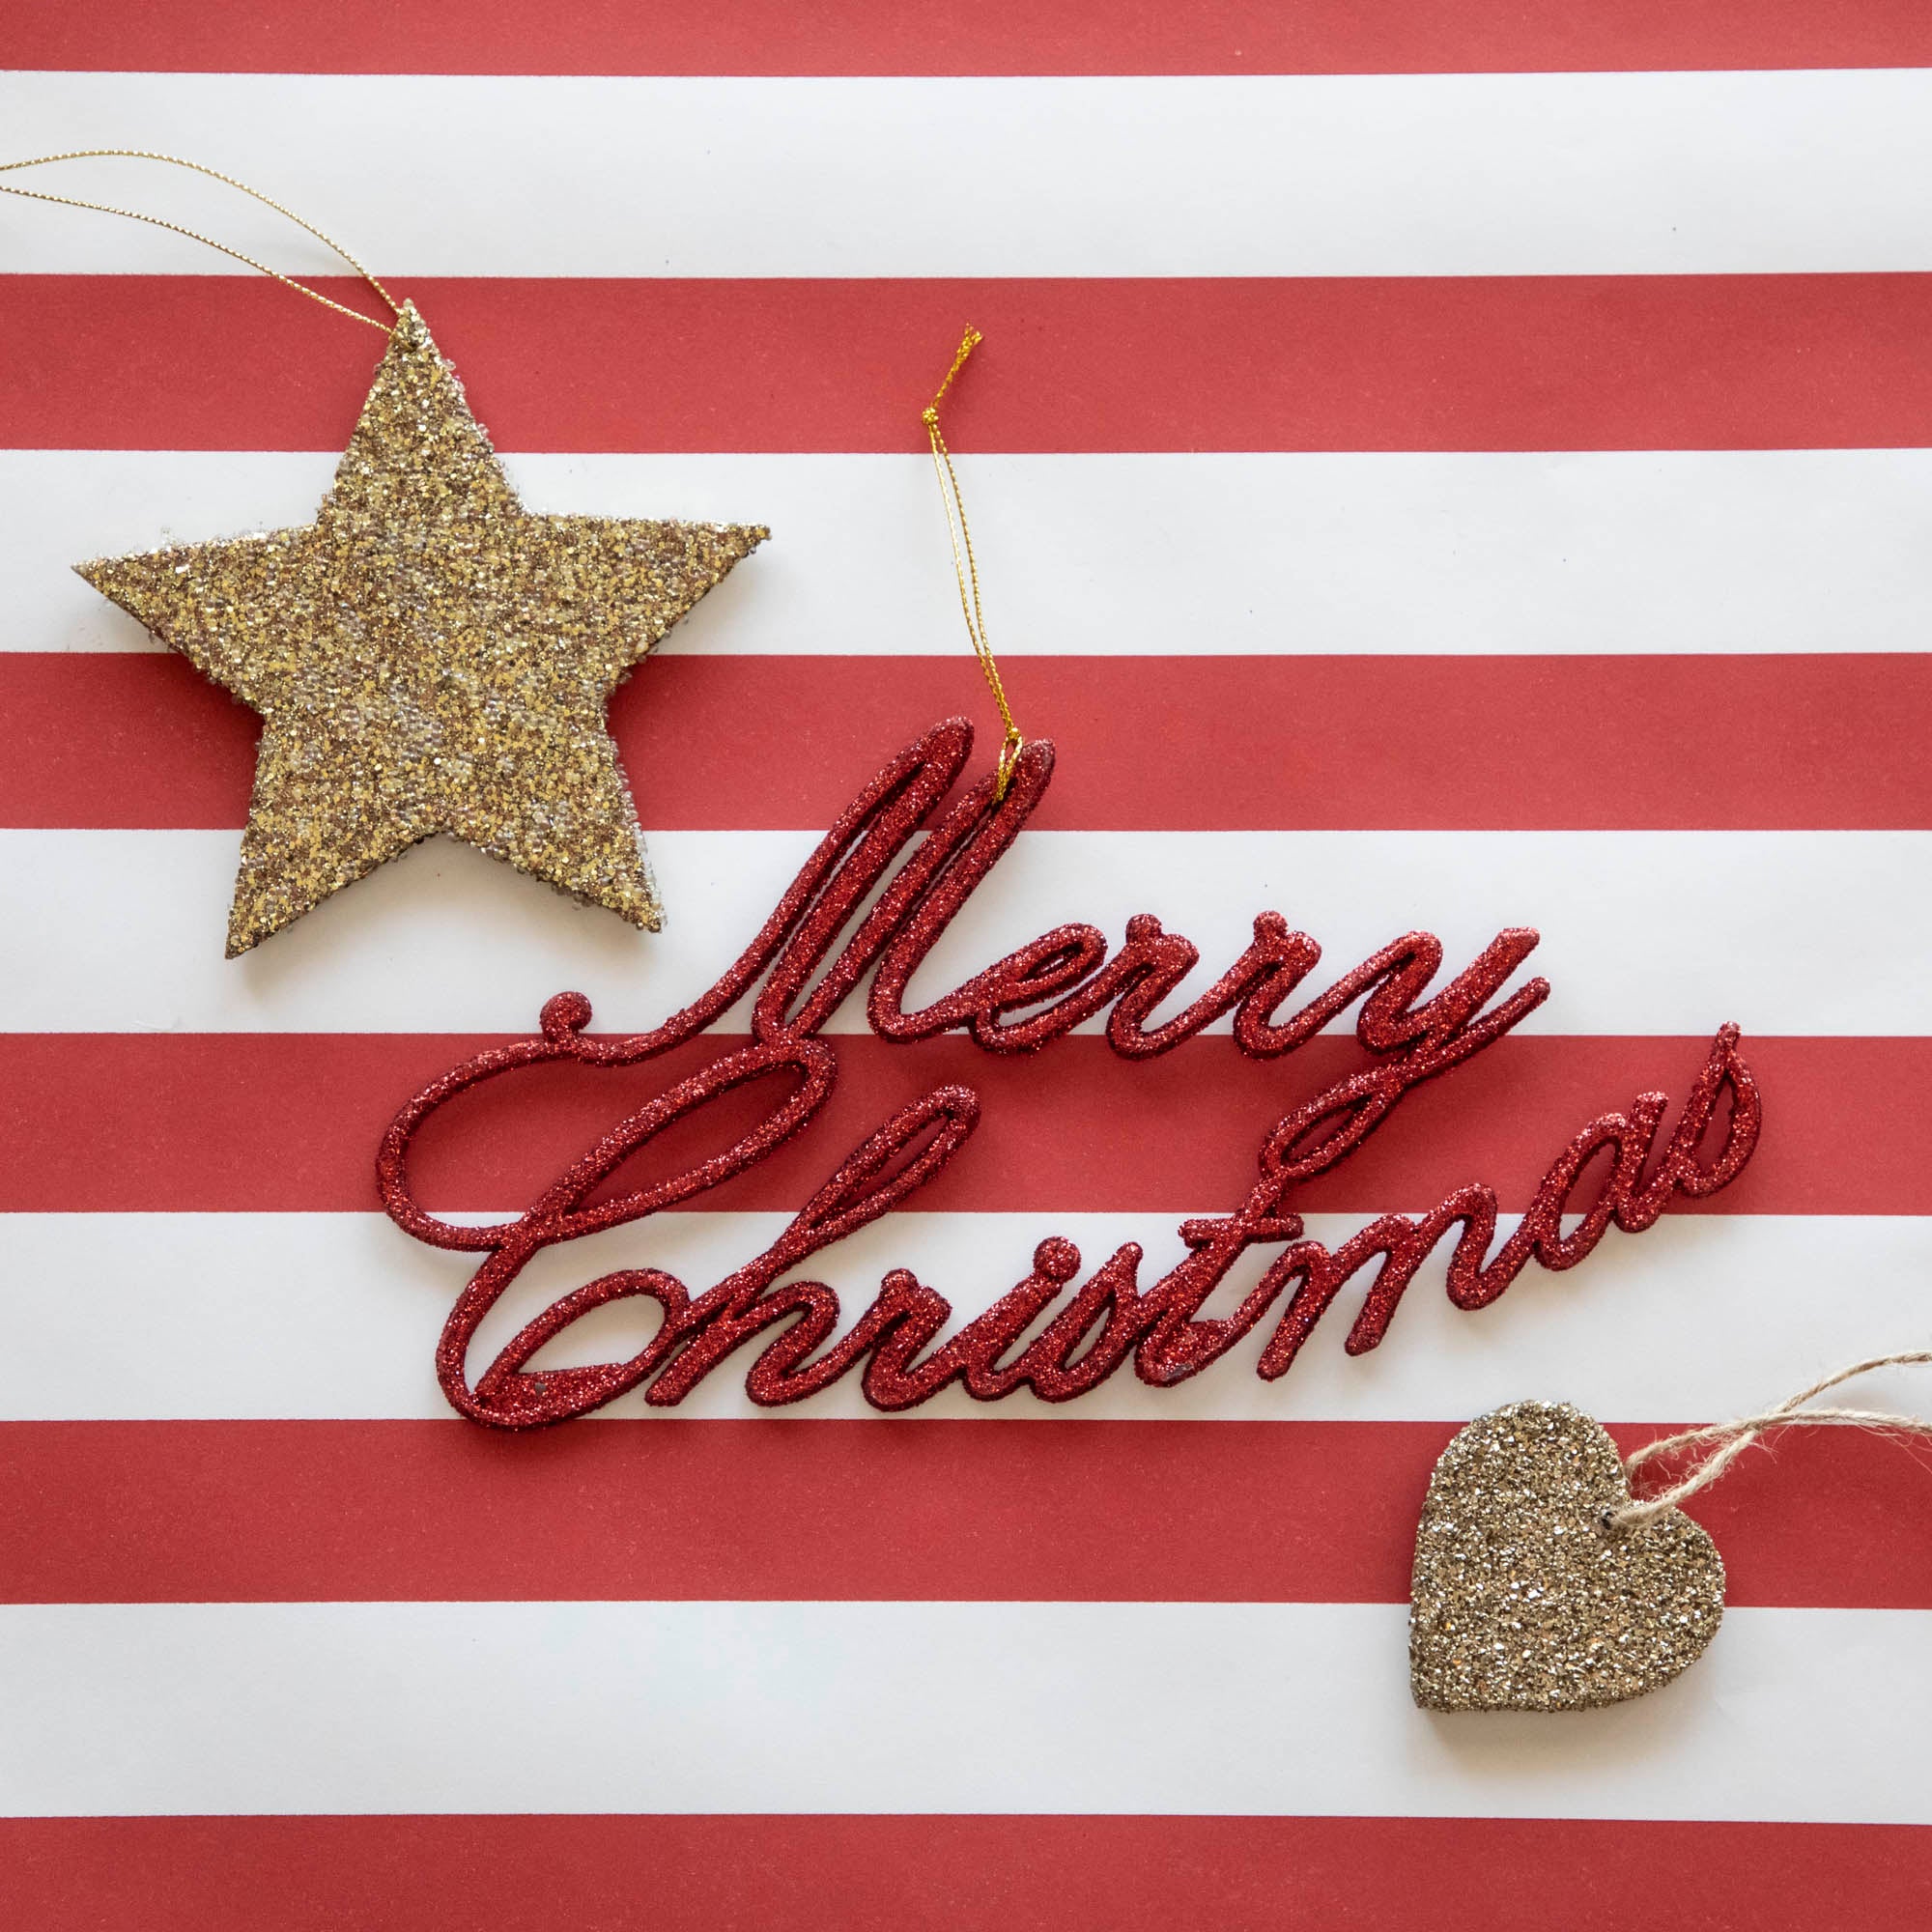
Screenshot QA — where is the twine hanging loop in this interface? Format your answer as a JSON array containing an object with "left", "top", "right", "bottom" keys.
[{"left": 1608, "top": 1350, "right": 1932, "bottom": 1532}]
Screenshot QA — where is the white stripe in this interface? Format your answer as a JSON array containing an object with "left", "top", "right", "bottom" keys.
[
  {"left": 2, "top": 1600, "right": 1924, "bottom": 1821},
  {"left": 7, "top": 1211, "right": 1929, "bottom": 1424},
  {"left": 2, "top": 826, "right": 1922, "bottom": 1034},
  {"left": 6, "top": 72, "right": 1932, "bottom": 275},
  {"left": 17, "top": 448, "right": 1932, "bottom": 658}
]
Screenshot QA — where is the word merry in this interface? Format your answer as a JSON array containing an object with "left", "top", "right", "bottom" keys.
[{"left": 379, "top": 719, "right": 1760, "bottom": 1426}]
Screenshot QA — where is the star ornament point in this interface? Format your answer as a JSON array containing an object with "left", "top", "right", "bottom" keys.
[{"left": 78, "top": 302, "right": 765, "bottom": 956}]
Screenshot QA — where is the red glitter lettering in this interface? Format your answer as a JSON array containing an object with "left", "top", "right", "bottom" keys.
[{"left": 376, "top": 721, "right": 1762, "bottom": 1426}]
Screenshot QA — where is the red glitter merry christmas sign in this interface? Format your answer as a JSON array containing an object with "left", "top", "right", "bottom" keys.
[{"left": 379, "top": 718, "right": 1761, "bottom": 1427}]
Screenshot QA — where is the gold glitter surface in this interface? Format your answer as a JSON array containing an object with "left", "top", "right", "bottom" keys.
[
  {"left": 1409, "top": 1401, "right": 1725, "bottom": 1712},
  {"left": 77, "top": 303, "right": 765, "bottom": 954}
]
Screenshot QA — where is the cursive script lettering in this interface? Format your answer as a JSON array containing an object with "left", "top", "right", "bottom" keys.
[{"left": 377, "top": 719, "right": 1761, "bottom": 1426}]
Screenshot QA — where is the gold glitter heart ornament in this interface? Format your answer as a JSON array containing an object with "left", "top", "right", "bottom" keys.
[{"left": 1409, "top": 1400, "right": 1725, "bottom": 1712}]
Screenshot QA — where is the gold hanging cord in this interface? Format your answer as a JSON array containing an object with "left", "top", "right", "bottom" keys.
[
  {"left": 0, "top": 150, "right": 400, "bottom": 333},
  {"left": 923, "top": 327, "right": 1025, "bottom": 800}
]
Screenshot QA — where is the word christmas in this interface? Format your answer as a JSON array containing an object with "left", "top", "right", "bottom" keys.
[{"left": 380, "top": 719, "right": 1761, "bottom": 1427}]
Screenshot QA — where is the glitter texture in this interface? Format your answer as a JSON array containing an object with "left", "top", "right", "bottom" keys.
[
  {"left": 76, "top": 303, "right": 765, "bottom": 954},
  {"left": 372, "top": 723, "right": 1761, "bottom": 1427},
  {"left": 1410, "top": 1400, "right": 1725, "bottom": 1712}
]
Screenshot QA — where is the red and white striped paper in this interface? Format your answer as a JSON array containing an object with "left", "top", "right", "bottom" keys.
[{"left": 4, "top": 8, "right": 1932, "bottom": 1925}]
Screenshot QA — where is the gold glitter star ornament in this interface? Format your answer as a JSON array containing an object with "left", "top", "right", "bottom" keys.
[{"left": 79, "top": 303, "right": 765, "bottom": 954}]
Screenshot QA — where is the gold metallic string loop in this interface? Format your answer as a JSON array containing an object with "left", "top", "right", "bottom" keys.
[
  {"left": 923, "top": 326, "right": 1024, "bottom": 800},
  {"left": 0, "top": 150, "right": 401, "bottom": 332}
]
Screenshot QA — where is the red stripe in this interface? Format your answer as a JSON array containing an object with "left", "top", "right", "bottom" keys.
[
  {"left": 4, "top": 1418, "right": 1926, "bottom": 1608},
  {"left": 11, "top": 275, "right": 1932, "bottom": 454},
  {"left": 0, "top": 1032, "right": 1908, "bottom": 1213},
  {"left": 4, "top": 1813, "right": 1927, "bottom": 1932},
  {"left": 11, "top": 652, "right": 1930, "bottom": 832},
  {"left": 8, "top": 0, "right": 1932, "bottom": 74}
]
